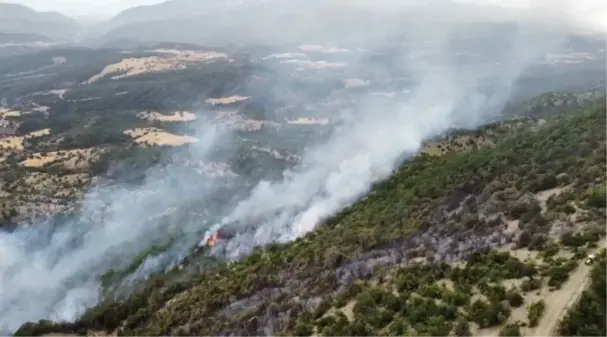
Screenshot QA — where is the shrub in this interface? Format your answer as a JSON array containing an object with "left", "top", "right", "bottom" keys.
[{"left": 528, "top": 300, "right": 545, "bottom": 327}]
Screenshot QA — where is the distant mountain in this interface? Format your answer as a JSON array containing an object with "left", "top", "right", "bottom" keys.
[
  {"left": 0, "top": 2, "right": 81, "bottom": 40},
  {"left": 95, "top": 1, "right": 413, "bottom": 46},
  {"left": 93, "top": 0, "right": 593, "bottom": 47},
  {"left": 101, "top": 0, "right": 258, "bottom": 31}
]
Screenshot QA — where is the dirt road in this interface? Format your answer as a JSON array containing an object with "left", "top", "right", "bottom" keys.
[
  {"left": 531, "top": 240, "right": 606, "bottom": 336},
  {"left": 531, "top": 262, "right": 592, "bottom": 336}
]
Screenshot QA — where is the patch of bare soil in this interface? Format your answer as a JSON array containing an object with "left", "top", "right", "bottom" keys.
[
  {"left": 535, "top": 187, "right": 566, "bottom": 212},
  {"left": 20, "top": 148, "right": 100, "bottom": 169},
  {"left": 205, "top": 95, "right": 249, "bottom": 106},
  {"left": 0, "top": 107, "right": 21, "bottom": 118}
]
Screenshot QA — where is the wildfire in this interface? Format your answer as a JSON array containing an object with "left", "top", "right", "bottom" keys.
[{"left": 205, "top": 232, "right": 219, "bottom": 247}]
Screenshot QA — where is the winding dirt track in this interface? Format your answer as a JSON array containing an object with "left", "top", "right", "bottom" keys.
[
  {"left": 531, "top": 263, "right": 592, "bottom": 336},
  {"left": 531, "top": 239, "right": 606, "bottom": 336}
]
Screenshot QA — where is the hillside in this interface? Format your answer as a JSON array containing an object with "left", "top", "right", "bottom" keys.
[
  {"left": 0, "top": 6, "right": 606, "bottom": 335},
  {"left": 12, "top": 94, "right": 606, "bottom": 336},
  {"left": 0, "top": 32, "right": 52, "bottom": 44},
  {"left": 0, "top": 2, "right": 80, "bottom": 40}
]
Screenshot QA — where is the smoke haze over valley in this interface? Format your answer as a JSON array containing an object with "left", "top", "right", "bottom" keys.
[{"left": 0, "top": 0, "right": 605, "bottom": 335}]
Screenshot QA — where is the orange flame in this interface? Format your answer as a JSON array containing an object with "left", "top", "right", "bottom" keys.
[{"left": 206, "top": 232, "right": 218, "bottom": 247}]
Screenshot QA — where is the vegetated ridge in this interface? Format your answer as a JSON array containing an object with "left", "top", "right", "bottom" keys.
[{"left": 14, "top": 95, "right": 607, "bottom": 336}]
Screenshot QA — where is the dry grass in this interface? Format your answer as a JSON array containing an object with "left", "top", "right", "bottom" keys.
[
  {"left": 25, "top": 128, "right": 51, "bottom": 138},
  {"left": 421, "top": 135, "right": 495, "bottom": 157},
  {"left": 124, "top": 128, "right": 199, "bottom": 146},
  {"left": 85, "top": 50, "right": 228, "bottom": 84},
  {"left": 20, "top": 148, "right": 100, "bottom": 169},
  {"left": 0, "top": 107, "right": 21, "bottom": 118},
  {"left": 0, "top": 128, "right": 51, "bottom": 150},
  {"left": 137, "top": 111, "right": 197, "bottom": 122},
  {"left": 0, "top": 136, "right": 24, "bottom": 150},
  {"left": 205, "top": 95, "right": 249, "bottom": 106}
]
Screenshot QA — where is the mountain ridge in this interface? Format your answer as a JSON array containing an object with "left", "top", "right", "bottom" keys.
[{"left": 0, "top": 2, "right": 80, "bottom": 40}]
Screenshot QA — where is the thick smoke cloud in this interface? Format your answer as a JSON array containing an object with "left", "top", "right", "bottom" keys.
[
  {"left": 215, "top": 4, "right": 566, "bottom": 259},
  {"left": 0, "top": 125, "right": 225, "bottom": 333},
  {"left": 0, "top": 0, "right": 599, "bottom": 334}
]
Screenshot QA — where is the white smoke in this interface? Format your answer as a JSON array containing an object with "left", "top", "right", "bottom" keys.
[
  {"left": 0, "top": 124, "right": 225, "bottom": 333},
  {"left": 218, "top": 11, "right": 565, "bottom": 258},
  {"left": 0, "top": 0, "right": 602, "bottom": 334}
]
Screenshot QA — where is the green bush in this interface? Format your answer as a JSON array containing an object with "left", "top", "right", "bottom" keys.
[
  {"left": 585, "top": 185, "right": 606, "bottom": 209},
  {"left": 499, "top": 323, "right": 522, "bottom": 336},
  {"left": 507, "top": 291, "right": 525, "bottom": 308},
  {"left": 528, "top": 300, "right": 545, "bottom": 327}
]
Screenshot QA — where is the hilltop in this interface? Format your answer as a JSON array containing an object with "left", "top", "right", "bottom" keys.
[{"left": 0, "top": 2, "right": 79, "bottom": 40}]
